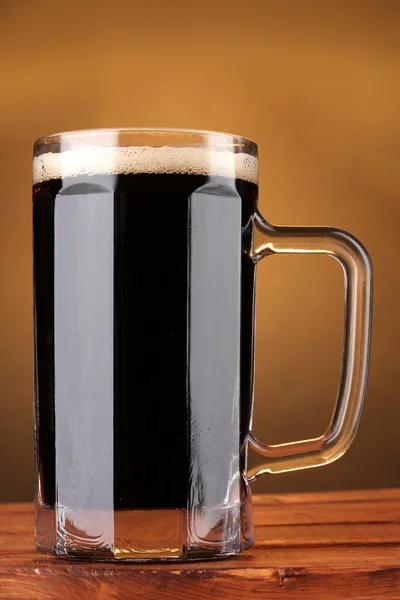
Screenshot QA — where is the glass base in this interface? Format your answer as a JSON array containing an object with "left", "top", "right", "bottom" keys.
[{"left": 35, "top": 495, "right": 254, "bottom": 561}]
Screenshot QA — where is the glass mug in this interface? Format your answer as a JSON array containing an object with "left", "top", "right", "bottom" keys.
[{"left": 33, "top": 129, "right": 372, "bottom": 560}]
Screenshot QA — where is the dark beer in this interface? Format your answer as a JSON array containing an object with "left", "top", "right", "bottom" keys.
[{"left": 33, "top": 147, "right": 258, "bottom": 512}]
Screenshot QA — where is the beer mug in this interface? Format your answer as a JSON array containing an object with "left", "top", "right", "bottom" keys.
[{"left": 33, "top": 129, "right": 372, "bottom": 560}]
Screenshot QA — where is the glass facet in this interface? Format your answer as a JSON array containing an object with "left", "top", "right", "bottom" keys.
[{"left": 33, "top": 129, "right": 257, "bottom": 559}]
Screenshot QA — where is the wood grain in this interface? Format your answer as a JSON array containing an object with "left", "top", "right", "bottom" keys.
[{"left": 1, "top": 490, "right": 399, "bottom": 599}]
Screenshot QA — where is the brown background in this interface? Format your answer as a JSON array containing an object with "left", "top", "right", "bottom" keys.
[{"left": 0, "top": 0, "right": 399, "bottom": 501}]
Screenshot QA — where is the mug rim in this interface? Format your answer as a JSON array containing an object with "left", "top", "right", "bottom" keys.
[{"left": 34, "top": 127, "right": 257, "bottom": 149}]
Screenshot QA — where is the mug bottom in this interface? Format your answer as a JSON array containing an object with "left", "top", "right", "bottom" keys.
[{"left": 35, "top": 495, "right": 254, "bottom": 561}]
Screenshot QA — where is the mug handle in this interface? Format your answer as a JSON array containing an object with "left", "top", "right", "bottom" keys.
[{"left": 247, "top": 212, "right": 373, "bottom": 480}]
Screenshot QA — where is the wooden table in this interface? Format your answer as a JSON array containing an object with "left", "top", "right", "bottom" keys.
[{"left": 1, "top": 489, "right": 399, "bottom": 599}]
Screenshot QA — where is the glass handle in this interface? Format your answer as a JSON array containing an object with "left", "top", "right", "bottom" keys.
[{"left": 248, "top": 212, "right": 373, "bottom": 480}]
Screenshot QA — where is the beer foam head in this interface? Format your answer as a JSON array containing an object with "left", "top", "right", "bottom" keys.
[{"left": 33, "top": 145, "right": 258, "bottom": 185}]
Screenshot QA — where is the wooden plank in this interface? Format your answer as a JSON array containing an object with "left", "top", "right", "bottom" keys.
[
  {"left": 2, "top": 500, "right": 399, "bottom": 529},
  {"left": 252, "top": 488, "right": 400, "bottom": 505},
  {"left": 0, "top": 492, "right": 399, "bottom": 599},
  {"left": 3, "top": 489, "right": 398, "bottom": 514},
  {"left": 0, "top": 546, "right": 400, "bottom": 598},
  {"left": 0, "top": 556, "right": 400, "bottom": 600},
  {"left": 1, "top": 543, "right": 400, "bottom": 572},
  {"left": 2, "top": 524, "right": 400, "bottom": 552},
  {"left": 0, "top": 503, "right": 33, "bottom": 514},
  {"left": 256, "top": 522, "right": 400, "bottom": 545},
  {"left": 253, "top": 500, "right": 400, "bottom": 525}
]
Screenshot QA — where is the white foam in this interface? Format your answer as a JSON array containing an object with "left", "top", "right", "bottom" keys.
[{"left": 33, "top": 145, "right": 258, "bottom": 185}]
